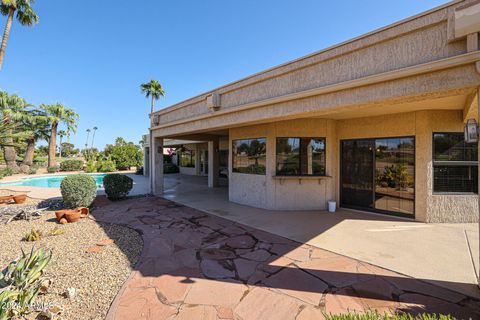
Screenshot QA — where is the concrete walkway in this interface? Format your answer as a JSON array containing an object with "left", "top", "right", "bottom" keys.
[
  {"left": 93, "top": 197, "right": 479, "bottom": 320},
  {"left": 163, "top": 174, "right": 480, "bottom": 299}
]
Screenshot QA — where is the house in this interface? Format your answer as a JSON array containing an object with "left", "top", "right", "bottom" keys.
[{"left": 149, "top": 0, "right": 480, "bottom": 223}]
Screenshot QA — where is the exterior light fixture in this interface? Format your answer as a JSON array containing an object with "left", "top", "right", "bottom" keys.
[{"left": 464, "top": 118, "right": 479, "bottom": 144}]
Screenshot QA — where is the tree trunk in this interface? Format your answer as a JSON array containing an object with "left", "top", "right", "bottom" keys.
[
  {"left": 48, "top": 122, "right": 58, "bottom": 168},
  {"left": 0, "top": 8, "right": 14, "bottom": 70},
  {"left": 2, "top": 116, "right": 18, "bottom": 169},
  {"left": 59, "top": 136, "right": 62, "bottom": 159},
  {"left": 22, "top": 137, "right": 36, "bottom": 166},
  {"left": 151, "top": 95, "right": 154, "bottom": 115}
]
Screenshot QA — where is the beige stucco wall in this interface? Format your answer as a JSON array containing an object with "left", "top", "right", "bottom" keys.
[
  {"left": 229, "top": 110, "right": 479, "bottom": 222},
  {"left": 229, "top": 119, "right": 339, "bottom": 211}
]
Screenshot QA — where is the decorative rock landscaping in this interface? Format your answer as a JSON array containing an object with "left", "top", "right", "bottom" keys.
[
  {"left": 93, "top": 197, "right": 480, "bottom": 320},
  {"left": 0, "top": 209, "right": 143, "bottom": 320}
]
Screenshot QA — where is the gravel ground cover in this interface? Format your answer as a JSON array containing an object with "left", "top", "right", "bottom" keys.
[{"left": 0, "top": 206, "right": 143, "bottom": 320}]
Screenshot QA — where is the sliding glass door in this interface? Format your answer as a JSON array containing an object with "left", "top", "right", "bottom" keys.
[{"left": 341, "top": 137, "right": 415, "bottom": 217}]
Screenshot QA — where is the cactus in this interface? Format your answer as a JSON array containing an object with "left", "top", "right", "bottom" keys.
[{"left": 23, "top": 229, "right": 42, "bottom": 242}]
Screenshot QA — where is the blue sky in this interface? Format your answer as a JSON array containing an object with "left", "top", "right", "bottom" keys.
[{"left": 0, "top": 0, "right": 447, "bottom": 149}]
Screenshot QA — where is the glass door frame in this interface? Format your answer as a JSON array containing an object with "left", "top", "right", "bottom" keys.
[{"left": 340, "top": 136, "right": 416, "bottom": 219}]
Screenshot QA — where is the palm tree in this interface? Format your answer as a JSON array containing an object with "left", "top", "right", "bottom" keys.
[
  {"left": 85, "top": 128, "right": 91, "bottom": 159},
  {"left": 0, "top": 0, "right": 39, "bottom": 69},
  {"left": 0, "top": 90, "right": 30, "bottom": 169},
  {"left": 90, "top": 126, "right": 97, "bottom": 150},
  {"left": 140, "top": 79, "right": 165, "bottom": 115},
  {"left": 58, "top": 129, "right": 66, "bottom": 159},
  {"left": 41, "top": 103, "right": 79, "bottom": 168},
  {"left": 20, "top": 107, "right": 48, "bottom": 167}
]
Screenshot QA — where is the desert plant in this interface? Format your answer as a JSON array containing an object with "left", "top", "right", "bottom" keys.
[
  {"left": 59, "top": 159, "right": 83, "bottom": 171},
  {"left": 27, "top": 167, "right": 37, "bottom": 175},
  {"left": 60, "top": 174, "right": 97, "bottom": 208},
  {"left": 23, "top": 228, "right": 42, "bottom": 242},
  {"left": 103, "top": 174, "right": 133, "bottom": 200},
  {"left": 47, "top": 166, "right": 58, "bottom": 173},
  {"left": 47, "top": 226, "right": 64, "bottom": 236},
  {"left": 85, "top": 160, "right": 96, "bottom": 173},
  {"left": 0, "top": 248, "right": 52, "bottom": 319},
  {"left": 96, "top": 158, "right": 116, "bottom": 172}
]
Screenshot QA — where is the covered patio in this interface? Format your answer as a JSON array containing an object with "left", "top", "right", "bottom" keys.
[{"left": 163, "top": 173, "right": 480, "bottom": 299}]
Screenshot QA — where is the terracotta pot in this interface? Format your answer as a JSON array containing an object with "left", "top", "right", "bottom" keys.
[
  {"left": 0, "top": 195, "right": 14, "bottom": 203},
  {"left": 65, "top": 209, "right": 82, "bottom": 223},
  {"left": 55, "top": 209, "right": 69, "bottom": 221},
  {"left": 59, "top": 218, "right": 68, "bottom": 225},
  {"left": 13, "top": 194, "right": 27, "bottom": 204},
  {"left": 78, "top": 207, "right": 89, "bottom": 218}
]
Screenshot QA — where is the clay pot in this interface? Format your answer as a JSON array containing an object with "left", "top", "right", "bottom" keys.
[
  {"left": 13, "top": 194, "right": 27, "bottom": 204},
  {"left": 65, "top": 209, "right": 81, "bottom": 223},
  {"left": 0, "top": 195, "right": 14, "bottom": 203},
  {"left": 78, "top": 207, "right": 89, "bottom": 218},
  {"left": 59, "top": 218, "right": 68, "bottom": 225},
  {"left": 55, "top": 209, "right": 69, "bottom": 221}
]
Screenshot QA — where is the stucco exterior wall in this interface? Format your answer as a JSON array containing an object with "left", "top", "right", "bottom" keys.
[
  {"left": 229, "top": 111, "right": 479, "bottom": 222},
  {"left": 229, "top": 119, "right": 339, "bottom": 211},
  {"left": 153, "top": 0, "right": 477, "bottom": 131}
]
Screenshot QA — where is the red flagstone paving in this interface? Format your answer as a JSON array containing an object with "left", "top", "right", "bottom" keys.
[{"left": 91, "top": 197, "right": 480, "bottom": 320}]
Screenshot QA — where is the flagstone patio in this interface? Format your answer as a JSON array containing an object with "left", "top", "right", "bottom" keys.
[{"left": 92, "top": 197, "right": 480, "bottom": 320}]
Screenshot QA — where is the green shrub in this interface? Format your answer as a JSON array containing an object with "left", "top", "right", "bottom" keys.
[
  {"left": 103, "top": 174, "right": 133, "bottom": 200},
  {"left": 96, "top": 158, "right": 116, "bottom": 172},
  {"left": 60, "top": 159, "right": 84, "bottom": 171},
  {"left": 60, "top": 174, "right": 97, "bottom": 208},
  {"left": 27, "top": 167, "right": 37, "bottom": 175},
  {"left": 0, "top": 167, "right": 15, "bottom": 179},
  {"left": 85, "top": 160, "right": 96, "bottom": 173},
  {"left": 47, "top": 166, "right": 59, "bottom": 173},
  {"left": 164, "top": 163, "right": 179, "bottom": 174}
]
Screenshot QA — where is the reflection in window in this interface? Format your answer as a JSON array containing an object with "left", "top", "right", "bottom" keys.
[
  {"left": 180, "top": 148, "right": 195, "bottom": 168},
  {"left": 276, "top": 138, "right": 325, "bottom": 176},
  {"left": 232, "top": 138, "right": 266, "bottom": 175},
  {"left": 433, "top": 133, "right": 478, "bottom": 193},
  {"left": 374, "top": 137, "right": 415, "bottom": 215}
]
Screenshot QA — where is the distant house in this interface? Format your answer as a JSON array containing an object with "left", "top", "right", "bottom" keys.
[{"left": 148, "top": 0, "right": 480, "bottom": 223}]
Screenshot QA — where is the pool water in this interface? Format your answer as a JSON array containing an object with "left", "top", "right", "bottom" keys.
[{"left": 0, "top": 174, "right": 107, "bottom": 188}]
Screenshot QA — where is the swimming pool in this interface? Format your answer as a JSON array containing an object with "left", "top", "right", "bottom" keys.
[{"left": 0, "top": 174, "right": 107, "bottom": 188}]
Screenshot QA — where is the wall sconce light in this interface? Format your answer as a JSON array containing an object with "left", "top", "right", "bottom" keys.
[{"left": 464, "top": 119, "right": 478, "bottom": 144}]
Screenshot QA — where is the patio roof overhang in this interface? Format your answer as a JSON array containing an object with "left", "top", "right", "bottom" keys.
[{"left": 150, "top": 0, "right": 480, "bottom": 139}]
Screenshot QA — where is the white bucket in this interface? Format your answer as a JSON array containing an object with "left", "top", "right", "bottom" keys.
[{"left": 327, "top": 201, "right": 336, "bottom": 213}]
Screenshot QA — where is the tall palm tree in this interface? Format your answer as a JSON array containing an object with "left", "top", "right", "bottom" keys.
[
  {"left": 0, "top": 90, "right": 30, "bottom": 169},
  {"left": 0, "top": 0, "right": 39, "bottom": 69},
  {"left": 140, "top": 79, "right": 165, "bottom": 115},
  {"left": 58, "top": 129, "right": 66, "bottom": 159},
  {"left": 85, "top": 128, "right": 91, "bottom": 159},
  {"left": 20, "top": 107, "right": 48, "bottom": 167},
  {"left": 41, "top": 103, "right": 79, "bottom": 168},
  {"left": 90, "top": 126, "right": 97, "bottom": 150}
]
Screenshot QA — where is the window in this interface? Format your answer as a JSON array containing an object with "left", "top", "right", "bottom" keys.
[
  {"left": 180, "top": 148, "right": 195, "bottom": 167},
  {"left": 232, "top": 138, "right": 266, "bottom": 174},
  {"left": 276, "top": 138, "right": 325, "bottom": 176},
  {"left": 433, "top": 133, "right": 478, "bottom": 193}
]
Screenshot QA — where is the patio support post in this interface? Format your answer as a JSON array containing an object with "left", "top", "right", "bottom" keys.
[
  {"left": 208, "top": 139, "right": 219, "bottom": 188},
  {"left": 152, "top": 137, "right": 164, "bottom": 195}
]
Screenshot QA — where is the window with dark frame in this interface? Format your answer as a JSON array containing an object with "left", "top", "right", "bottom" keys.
[
  {"left": 180, "top": 149, "right": 196, "bottom": 168},
  {"left": 276, "top": 137, "right": 326, "bottom": 176},
  {"left": 433, "top": 133, "right": 478, "bottom": 194},
  {"left": 232, "top": 138, "right": 267, "bottom": 175}
]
